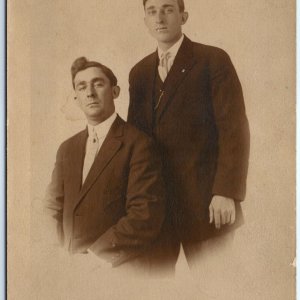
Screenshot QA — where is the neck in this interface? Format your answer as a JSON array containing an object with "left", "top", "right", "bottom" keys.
[
  {"left": 87, "top": 111, "right": 115, "bottom": 126},
  {"left": 158, "top": 33, "right": 183, "bottom": 52}
]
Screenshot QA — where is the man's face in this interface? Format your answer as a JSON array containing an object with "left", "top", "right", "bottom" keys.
[
  {"left": 74, "top": 67, "right": 119, "bottom": 124},
  {"left": 144, "top": 0, "right": 187, "bottom": 49}
]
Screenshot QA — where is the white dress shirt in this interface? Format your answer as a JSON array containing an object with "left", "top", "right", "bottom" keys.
[
  {"left": 157, "top": 34, "right": 184, "bottom": 79},
  {"left": 82, "top": 112, "right": 117, "bottom": 183}
]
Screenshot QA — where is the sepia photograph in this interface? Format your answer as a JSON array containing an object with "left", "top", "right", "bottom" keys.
[{"left": 8, "top": 0, "right": 295, "bottom": 299}]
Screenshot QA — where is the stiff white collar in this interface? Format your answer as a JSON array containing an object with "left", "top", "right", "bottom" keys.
[
  {"left": 157, "top": 34, "right": 184, "bottom": 60},
  {"left": 87, "top": 112, "right": 117, "bottom": 139}
]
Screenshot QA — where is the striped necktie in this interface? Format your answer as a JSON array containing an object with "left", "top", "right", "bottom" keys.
[{"left": 158, "top": 51, "right": 171, "bottom": 82}]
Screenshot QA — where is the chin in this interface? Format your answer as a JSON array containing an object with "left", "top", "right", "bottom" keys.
[
  {"left": 86, "top": 111, "right": 103, "bottom": 118},
  {"left": 157, "top": 35, "right": 177, "bottom": 43}
]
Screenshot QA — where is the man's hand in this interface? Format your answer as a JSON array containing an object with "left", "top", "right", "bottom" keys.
[
  {"left": 87, "top": 249, "right": 112, "bottom": 269},
  {"left": 72, "top": 251, "right": 112, "bottom": 271},
  {"left": 209, "top": 196, "right": 236, "bottom": 229}
]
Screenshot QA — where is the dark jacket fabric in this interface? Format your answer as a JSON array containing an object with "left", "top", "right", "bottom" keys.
[
  {"left": 128, "top": 36, "right": 250, "bottom": 246},
  {"left": 45, "top": 115, "right": 166, "bottom": 267}
]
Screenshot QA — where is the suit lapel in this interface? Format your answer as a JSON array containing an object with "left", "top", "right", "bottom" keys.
[
  {"left": 74, "top": 116, "right": 124, "bottom": 209},
  {"left": 68, "top": 129, "right": 88, "bottom": 195},
  {"left": 142, "top": 52, "right": 158, "bottom": 131},
  {"left": 156, "top": 36, "right": 197, "bottom": 121}
]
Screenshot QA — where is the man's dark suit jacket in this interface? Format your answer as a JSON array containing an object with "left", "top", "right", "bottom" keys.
[
  {"left": 45, "top": 115, "right": 166, "bottom": 267},
  {"left": 128, "top": 36, "right": 250, "bottom": 252}
]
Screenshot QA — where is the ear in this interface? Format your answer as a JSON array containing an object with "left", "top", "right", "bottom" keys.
[
  {"left": 181, "top": 12, "right": 189, "bottom": 25},
  {"left": 112, "top": 86, "right": 120, "bottom": 99}
]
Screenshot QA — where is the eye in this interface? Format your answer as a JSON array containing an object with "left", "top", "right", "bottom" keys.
[
  {"left": 147, "top": 9, "right": 156, "bottom": 16},
  {"left": 94, "top": 81, "right": 104, "bottom": 88},
  {"left": 77, "top": 85, "right": 86, "bottom": 91},
  {"left": 165, "top": 7, "right": 174, "bottom": 14}
]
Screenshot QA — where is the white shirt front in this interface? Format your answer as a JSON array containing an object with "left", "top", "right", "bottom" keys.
[
  {"left": 157, "top": 34, "right": 184, "bottom": 77},
  {"left": 82, "top": 112, "right": 117, "bottom": 183}
]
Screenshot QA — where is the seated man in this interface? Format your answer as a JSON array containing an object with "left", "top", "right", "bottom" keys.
[{"left": 45, "top": 57, "right": 165, "bottom": 270}]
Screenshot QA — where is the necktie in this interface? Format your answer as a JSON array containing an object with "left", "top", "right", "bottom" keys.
[
  {"left": 82, "top": 128, "right": 99, "bottom": 183},
  {"left": 158, "top": 52, "right": 171, "bottom": 82}
]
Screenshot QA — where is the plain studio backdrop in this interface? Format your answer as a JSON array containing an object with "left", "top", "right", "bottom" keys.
[{"left": 8, "top": 1, "right": 295, "bottom": 299}]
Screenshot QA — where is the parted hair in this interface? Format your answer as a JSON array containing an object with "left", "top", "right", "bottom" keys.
[
  {"left": 71, "top": 57, "right": 118, "bottom": 88},
  {"left": 143, "top": 0, "right": 185, "bottom": 12}
]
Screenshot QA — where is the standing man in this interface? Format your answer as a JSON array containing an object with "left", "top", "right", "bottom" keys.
[
  {"left": 45, "top": 57, "right": 166, "bottom": 271},
  {"left": 128, "top": 0, "right": 250, "bottom": 277}
]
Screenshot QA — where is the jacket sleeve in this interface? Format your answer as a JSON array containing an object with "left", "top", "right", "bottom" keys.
[
  {"left": 89, "top": 136, "right": 166, "bottom": 267},
  {"left": 210, "top": 50, "right": 250, "bottom": 201},
  {"left": 44, "top": 143, "right": 65, "bottom": 245},
  {"left": 127, "top": 66, "right": 139, "bottom": 126}
]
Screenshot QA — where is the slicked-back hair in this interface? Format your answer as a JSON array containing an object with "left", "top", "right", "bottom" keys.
[
  {"left": 71, "top": 57, "right": 118, "bottom": 88},
  {"left": 143, "top": 0, "right": 185, "bottom": 12}
]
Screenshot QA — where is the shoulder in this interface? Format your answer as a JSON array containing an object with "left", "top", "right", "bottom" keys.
[
  {"left": 129, "top": 51, "right": 156, "bottom": 79},
  {"left": 57, "top": 129, "right": 86, "bottom": 154},
  {"left": 121, "top": 121, "right": 159, "bottom": 161},
  {"left": 182, "top": 38, "right": 237, "bottom": 76},
  {"left": 123, "top": 121, "right": 152, "bottom": 145},
  {"left": 190, "top": 40, "right": 232, "bottom": 65},
  {"left": 117, "top": 117, "right": 154, "bottom": 150},
  {"left": 131, "top": 51, "right": 156, "bottom": 69}
]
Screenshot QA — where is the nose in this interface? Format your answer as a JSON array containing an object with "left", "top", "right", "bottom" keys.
[
  {"left": 86, "top": 84, "right": 95, "bottom": 98},
  {"left": 155, "top": 10, "right": 164, "bottom": 23}
]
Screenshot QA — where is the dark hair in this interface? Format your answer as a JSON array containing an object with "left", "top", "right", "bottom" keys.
[
  {"left": 71, "top": 57, "right": 118, "bottom": 88},
  {"left": 143, "top": 0, "right": 185, "bottom": 12}
]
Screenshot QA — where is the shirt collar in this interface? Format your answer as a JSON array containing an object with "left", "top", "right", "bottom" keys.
[
  {"left": 157, "top": 34, "right": 184, "bottom": 60},
  {"left": 87, "top": 112, "right": 117, "bottom": 139}
]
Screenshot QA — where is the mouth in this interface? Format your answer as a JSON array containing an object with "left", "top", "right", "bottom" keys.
[
  {"left": 87, "top": 102, "right": 99, "bottom": 107},
  {"left": 156, "top": 27, "right": 168, "bottom": 32}
]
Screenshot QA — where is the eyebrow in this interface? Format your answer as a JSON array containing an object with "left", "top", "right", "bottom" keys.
[
  {"left": 75, "top": 78, "right": 105, "bottom": 87},
  {"left": 146, "top": 4, "right": 175, "bottom": 10}
]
